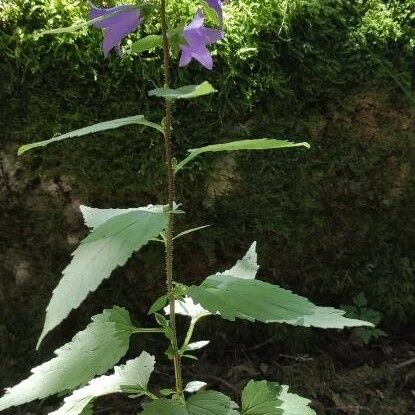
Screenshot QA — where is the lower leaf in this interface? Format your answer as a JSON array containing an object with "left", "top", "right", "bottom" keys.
[
  {"left": 0, "top": 307, "right": 135, "bottom": 411},
  {"left": 49, "top": 352, "right": 155, "bottom": 415}
]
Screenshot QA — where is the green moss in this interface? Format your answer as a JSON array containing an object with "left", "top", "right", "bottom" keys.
[{"left": 0, "top": 0, "right": 414, "bottom": 396}]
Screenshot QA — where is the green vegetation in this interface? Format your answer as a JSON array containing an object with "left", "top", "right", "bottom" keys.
[{"left": 0, "top": 0, "right": 414, "bottom": 396}]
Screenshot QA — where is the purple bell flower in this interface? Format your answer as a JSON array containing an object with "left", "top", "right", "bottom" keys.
[
  {"left": 206, "top": 0, "right": 223, "bottom": 22},
  {"left": 89, "top": 3, "right": 142, "bottom": 57},
  {"left": 179, "top": 10, "right": 223, "bottom": 70}
]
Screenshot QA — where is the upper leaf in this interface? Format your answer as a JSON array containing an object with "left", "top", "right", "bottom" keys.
[
  {"left": 38, "top": 206, "right": 169, "bottom": 346},
  {"left": 175, "top": 139, "right": 310, "bottom": 173},
  {"left": 130, "top": 34, "right": 163, "bottom": 54},
  {"left": 187, "top": 275, "right": 373, "bottom": 329},
  {"left": 80, "top": 204, "right": 165, "bottom": 229},
  {"left": 140, "top": 390, "right": 232, "bottom": 415},
  {"left": 148, "top": 81, "right": 216, "bottom": 100},
  {"left": 241, "top": 380, "right": 315, "bottom": 415},
  {"left": 0, "top": 307, "right": 135, "bottom": 411},
  {"left": 49, "top": 352, "right": 155, "bottom": 415},
  {"left": 18, "top": 115, "right": 163, "bottom": 155}
]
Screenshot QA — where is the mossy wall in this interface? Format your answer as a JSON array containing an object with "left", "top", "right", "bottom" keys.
[{"left": 0, "top": 0, "right": 414, "bottom": 391}]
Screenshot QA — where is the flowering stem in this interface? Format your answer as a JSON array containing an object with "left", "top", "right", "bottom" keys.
[{"left": 160, "top": 0, "right": 183, "bottom": 395}]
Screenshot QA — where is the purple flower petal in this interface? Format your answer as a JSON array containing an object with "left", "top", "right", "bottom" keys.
[
  {"left": 89, "top": 3, "right": 141, "bottom": 57},
  {"left": 179, "top": 10, "right": 223, "bottom": 70},
  {"left": 205, "top": 0, "right": 223, "bottom": 21}
]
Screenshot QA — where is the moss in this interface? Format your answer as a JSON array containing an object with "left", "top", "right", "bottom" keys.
[{"left": 0, "top": 0, "right": 414, "bottom": 399}]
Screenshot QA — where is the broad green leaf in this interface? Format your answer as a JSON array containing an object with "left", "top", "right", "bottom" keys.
[
  {"left": 148, "top": 81, "right": 216, "bottom": 100},
  {"left": 49, "top": 352, "right": 155, "bottom": 415},
  {"left": 169, "top": 243, "right": 258, "bottom": 318},
  {"left": 187, "top": 275, "right": 373, "bottom": 328},
  {"left": 0, "top": 307, "right": 135, "bottom": 411},
  {"left": 131, "top": 35, "right": 163, "bottom": 53},
  {"left": 241, "top": 380, "right": 315, "bottom": 415},
  {"left": 80, "top": 204, "right": 165, "bottom": 229},
  {"left": 38, "top": 207, "right": 169, "bottom": 346},
  {"left": 174, "top": 139, "right": 310, "bottom": 173},
  {"left": 217, "top": 241, "right": 258, "bottom": 279},
  {"left": 18, "top": 115, "right": 163, "bottom": 155},
  {"left": 184, "top": 381, "right": 207, "bottom": 393},
  {"left": 141, "top": 390, "right": 231, "bottom": 415}
]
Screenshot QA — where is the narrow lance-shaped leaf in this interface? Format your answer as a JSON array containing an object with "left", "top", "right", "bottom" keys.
[
  {"left": 241, "top": 380, "right": 316, "bottom": 415},
  {"left": 0, "top": 307, "right": 135, "bottom": 411},
  {"left": 149, "top": 81, "right": 216, "bottom": 100},
  {"left": 38, "top": 11, "right": 125, "bottom": 35},
  {"left": 175, "top": 138, "right": 310, "bottom": 173},
  {"left": 130, "top": 34, "right": 162, "bottom": 54},
  {"left": 187, "top": 275, "right": 374, "bottom": 329},
  {"left": 140, "top": 390, "right": 232, "bottom": 415},
  {"left": 49, "top": 352, "right": 155, "bottom": 415},
  {"left": 18, "top": 115, "right": 163, "bottom": 155},
  {"left": 38, "top": 206, "right": 169, "bottom": 347}
]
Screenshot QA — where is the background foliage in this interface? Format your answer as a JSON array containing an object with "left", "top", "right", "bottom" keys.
[{"left": 0, "top": 0, "right": 414, "bottom": 402}]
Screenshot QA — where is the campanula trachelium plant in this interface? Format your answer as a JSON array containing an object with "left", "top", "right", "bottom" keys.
[{"left": 0, "top": 1, "right": 373, "bottom": 414}]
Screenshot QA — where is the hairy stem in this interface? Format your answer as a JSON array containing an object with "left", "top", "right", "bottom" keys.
[{"left": 160, "top": 0, "right": 183, "bottom": 395}]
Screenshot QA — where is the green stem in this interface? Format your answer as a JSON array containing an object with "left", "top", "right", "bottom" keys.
[
  {"left": 160, "top": 0, "right": 183, "bottom": 395},
  {"left": 134, "top": 328, "right": 165, "bottom": 334}
]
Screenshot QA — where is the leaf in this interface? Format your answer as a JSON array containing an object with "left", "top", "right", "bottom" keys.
[
  {"left": 168, "top": 242, "right": 258, "bottom": 319},
  {"left": 148, "top": 295, "right": 168, "bottom": 315},
  {"left": 186, "top": 340, "right": 210, "bottom": 351},
  {"left": 174, "top": 139, "right": 310, "bottom": 173},
  {"left": 217, "top": 241, "right": 258, "bottom": 279},
  {"left": 131, "top": 35, "right": 163, "bottom": 53},
  {"left": 48, "top": 352, "right": 155, "bottom": 415},
  {"left": 80, "top": 204, "right": 166, "bottom": 229},
  {"left": 241, "top": 380, "right": 315, "bottom": 415},
  {"left": 38, "top": 207, "right": 169, "bottom": 346},
  {"left": 184, "top": 381, "right": 207, "bottom": 393},
  {"left": 18, "top": 115, "right": 163, "bottom": 155},
  {"left": 148, "top": 81, "right": 216, "bottom": 100},
  {"left": 140, "top": 390, "right": 231, "bottom": 415},
  {"left": 38, "top": 12, "right": 125, "bottom": 35},
  {"left": 173, "top": 225, "right": 211, "bottom": 240},
  {"left": 187, "top": 275, "right": 373, "bottom": 329},
  {"left": 0, "top": 307, "right": 135, "bottom": 411}
]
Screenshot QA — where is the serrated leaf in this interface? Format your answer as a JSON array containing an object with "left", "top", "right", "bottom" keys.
[
  {"left": 149, "top": 81, "right": 216, "bottom": 100},
  {"left": 241, "top": 380, "right": 315, "bottom": 415},
  {"left": 80, "top": 204, "right": 165, "bottom": 229},
  {"left": 169, "top": 243, "right": 257, "bottom": 319},
  {"left": 18, "top": 115, "right": 163, "bottom": 155},
  {"left": 0, "top": 307, "right": 135, "bottom": 411},
  {"left": 48, "top": 352, "right": 155, "bottom": 415},
  {"left": 140, "top": 390, "right": 231, "bottom": 415},
  {"left": 184, "top": 381, "right": 207, "bottom": 393},
  {"left": 174, "top": 139, "right": 310, "bottom": 173},
  {"left": 217, "top": 241, "right": 258, "bottom": 280},
  {"left": 131, "top": 35, "right": 163, "bottom": 53},
  {"left": 38, "top": 207, "right": 169, "bottom": 346},
  {"left": 187, "top": 275, "right": 373, "bottom": 328}
]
